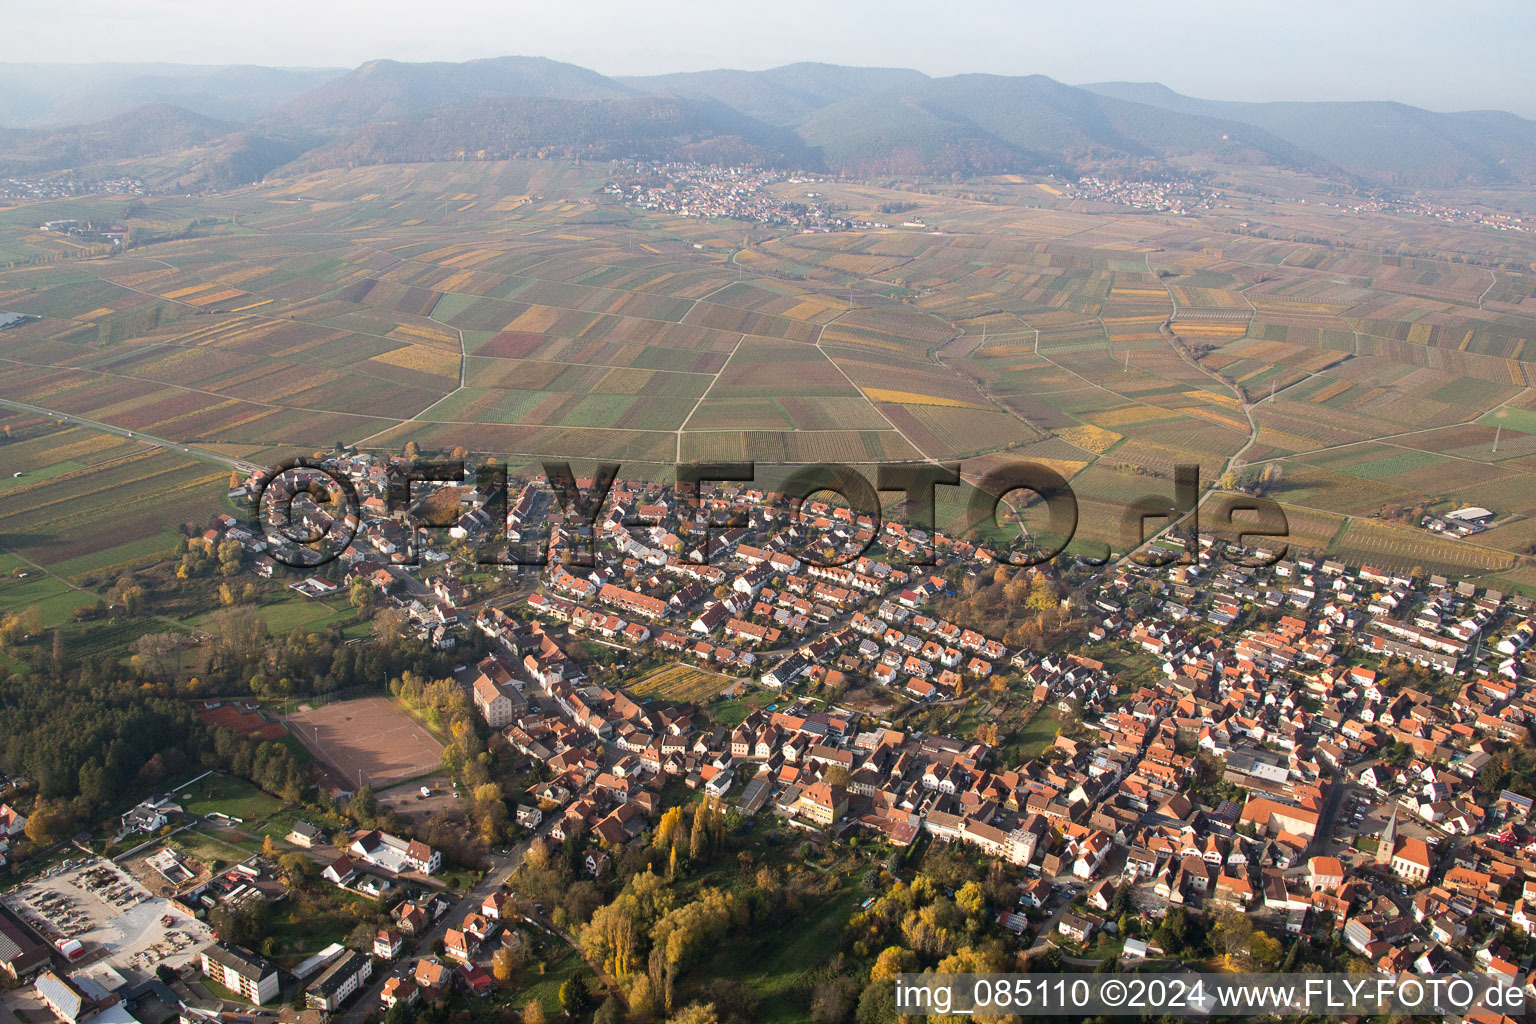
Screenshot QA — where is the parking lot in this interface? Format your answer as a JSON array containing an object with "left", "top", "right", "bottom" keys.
[
  {"left": 378, "top": 774, "right": 461, "bottom": 825},
  {"left": 1, "top": 856, "right": 212, "bottom": 979},
  {"left": 1327, "top": 787, "right": 1442, "bottom": 862}
]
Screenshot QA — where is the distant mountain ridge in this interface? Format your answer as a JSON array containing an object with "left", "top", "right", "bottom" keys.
[
  {"left": 0, "top": 104, "right": 303, "bottom": 190},
  {"left": 267, "top": 56, "right": 636, "bottom": 129},
  {"left": 4, "top": 56, "right": 1533, "bottom": 190},
  {"left": 0, "top": 62, "right": 342, "bottom": 128},
  {"left": 1082, "top": 82, "right": 1536, "bottom": 185},
  {"left": 619, "top": 62, "right": 931, "bottom": 124},
  {"left": 796, "top": 74, "right": 1335, "bottom": 178},
  {"left": 285, "top": 94, "right": 814, "bottom": 171}
]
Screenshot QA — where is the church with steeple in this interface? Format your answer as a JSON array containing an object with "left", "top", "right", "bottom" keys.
[
  {"left": 1374, "top": 806, "right": 1398, "bottom": 867},
  {"left": 1374, "top": 804, "right": 1431, "bottom": 884}
]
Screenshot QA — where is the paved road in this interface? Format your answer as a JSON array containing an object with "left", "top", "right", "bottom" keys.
[
  {"left": 1022, "top": 891, "right": 1115, "bottom": 968},
  {"left": 0, "top": 397, "right": 260, "bottom": 473},
  {"left": 386, "top": 565, "right": 430, "bottom": 599},
  {"left": 337, "top": 848, "right": 524, "bottom": 1024},
  {"left": 333, "top": 802, "right": 603, "bottom": 1023},
  {"left": 1025, "top": 887, "right": 1077, "bottom": 953},
  {"left": 1310, "top": 768, "right": 1348, "bottom": 855}
]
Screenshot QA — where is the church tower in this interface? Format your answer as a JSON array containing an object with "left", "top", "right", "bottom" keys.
[{"left": 1375, "top": 805, "right": 1398, "bottom": 867}]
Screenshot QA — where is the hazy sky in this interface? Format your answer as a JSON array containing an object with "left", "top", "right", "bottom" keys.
[{"left": 15, "top": 0, "right": 1536, "bottom": 115}]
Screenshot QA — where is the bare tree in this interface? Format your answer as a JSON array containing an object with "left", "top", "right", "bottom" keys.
[{"left": 134, "top": 632, "right": 181, "bottom": 679}]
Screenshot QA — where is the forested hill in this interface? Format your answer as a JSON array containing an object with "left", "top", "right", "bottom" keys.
[{"left": 4, "top": 57, "right": 1534, "bottom": 188}]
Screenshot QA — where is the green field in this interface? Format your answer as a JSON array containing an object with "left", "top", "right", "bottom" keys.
[
  {"left": 0, "top": 449, "right": 225, "bottom": 576},
  {"left": 1013, "top": 707, "right": 1063, "bottom": 757},
  {"left": 505, "top": 942, "right": 600, "bottom": 1020},
  {"left": 0, "top": 553, "right": 82, "bottom": 626},
  {"left": 263, "top": 885, "right": 388, "bottom": 967},
  {"left": 706, "top": 870, "right": 869, "bottom": 1023},
  {"left": 185, "top": 589, "right": 355, "bottom": 635},
  {"left": 0, "top": 458, "right": 96, "bottom": 494},
  {"left": 1481, "top": 408, "right": 1536, "bottom": 435},
  {"left": 47, "top": 528, "right": 187, "bottom": 580},
  {"left": 177, "top": 774, "right": 284, "bottom": 824},
  {"left": 64, "top": 615, "right": 175, "bottom": 661},
  {"left": 168, "top": 827, "right": 261, "bottom": 871},
  {"left": 712, "top": 689, "right": 778, "bottom": 727}
]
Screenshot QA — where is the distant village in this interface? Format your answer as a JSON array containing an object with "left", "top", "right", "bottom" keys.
[
  {"left": 606, "top": 161, "right": 850, "bottom": 230},
  {"left": 1313, "top": 192, "right": 1531, "bottom": 235},
  {"left": 0, "top": 177, "right": 147, "bottom": 203},
  {"left": 1068, "top": 177, "right": 1224, "bottom": 215}
]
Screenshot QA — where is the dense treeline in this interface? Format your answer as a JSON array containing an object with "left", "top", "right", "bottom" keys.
[
  {"left": 388, "top": 668, "right": 537, "bottom": 859},
  {"left": 508, "top": 798, "right": 1043, "bottom": 1023},
  {"left": 0, "top": 589, "right": 466, "bottom": 807},
  {"left": 140, "top": 604, "right": 468, "bottom": 699},
  {"left": 0, "top": 675, "right": 201, "bottom": 803},
  {"left": 0, "top": 544, "right": 509, "bottom": 866},
  {"left": 497, "top": 795, "right": 855, "bottom": 1023},
  {"left": 65, "top": 554, "right": 474, "bottom": 702},
  {"left": 0, "top": 663, "right": 307, "bottom": 845}
]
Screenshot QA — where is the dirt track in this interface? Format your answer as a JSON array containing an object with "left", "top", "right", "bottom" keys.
[{"left": 285, "top": 696, "right": 445, "bottom": 790}]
